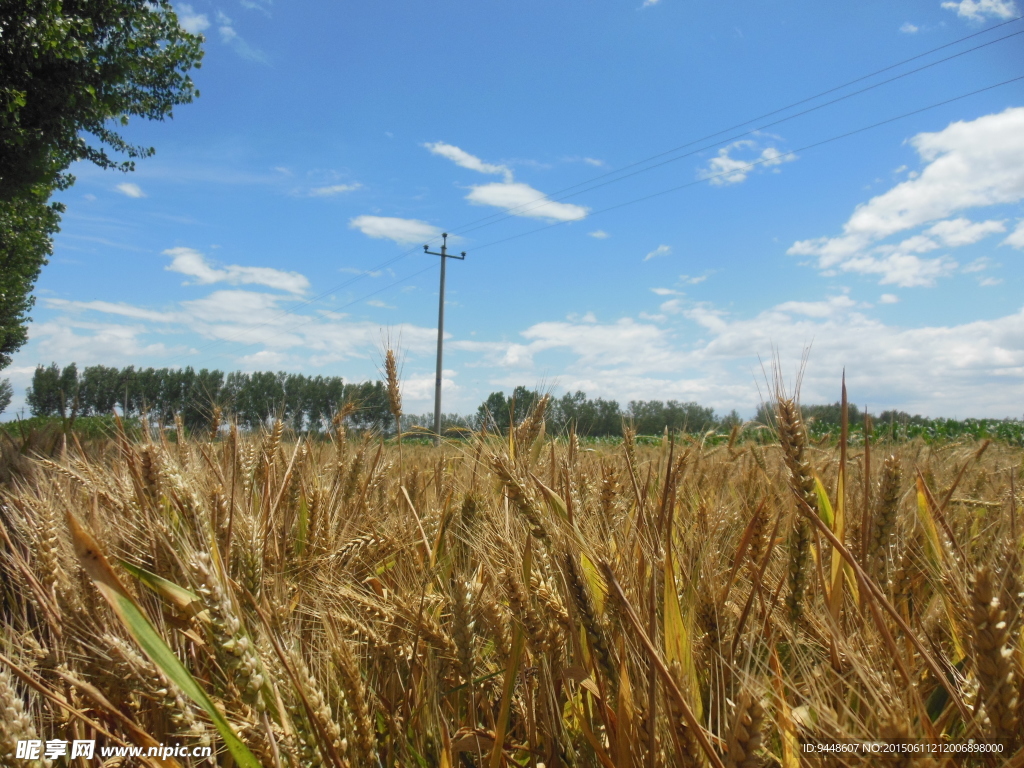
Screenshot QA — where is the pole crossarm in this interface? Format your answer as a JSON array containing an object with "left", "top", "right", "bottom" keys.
[{"left": 422, "top": 233, "right": 466, "bottom": 446}]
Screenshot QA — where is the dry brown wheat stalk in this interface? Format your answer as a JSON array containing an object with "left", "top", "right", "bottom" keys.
[{"left": 0, "top": 386, "right": 1022, "bottom": 767}]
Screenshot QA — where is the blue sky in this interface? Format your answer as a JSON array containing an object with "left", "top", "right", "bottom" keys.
[{"left": 7, "top": 0, "right": 1024, "bottom": 419}]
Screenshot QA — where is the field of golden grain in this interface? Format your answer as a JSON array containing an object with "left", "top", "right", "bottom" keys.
[{"left": 1, "top": 396, "right": 1022, "bottom": 767}]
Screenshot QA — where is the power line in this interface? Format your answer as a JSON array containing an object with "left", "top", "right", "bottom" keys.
[
  {"left": 469, "top": 73, "right": 1024, "bottom": 253},
  {"left": 186, "top": 72, "right": 1024, "bottom": 365},
  {"left": 158, "top": 20, "right": 1023, "bottom": 366},
  {"left": 443, "top": 17, "right": 1024, "bottom": 231},
  {"left": 452, "top": 27, "right": 1024, "bottom": 231}
]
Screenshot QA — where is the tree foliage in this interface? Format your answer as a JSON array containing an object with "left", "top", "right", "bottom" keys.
[
  {"left": 0, "top": 189, "right": 61, "bottom": 368},
  {"left": 1, "top": 0, "right": 203, "bottom": 196},
  {"left": 475, "top": 388, "right": 727, "bottom": 437},
  {"left": 0, "top": 1, "right": 203, "bottom": 370},
  {"left": 25, "top": 363, "right": 392, "bottom": 433},
  {"left": 0, "top": 378, "right": 11, "bottom": 415}
]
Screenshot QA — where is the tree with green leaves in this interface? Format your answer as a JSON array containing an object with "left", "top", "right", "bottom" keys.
[
  {"left": 476, "top": 386, "right": 541, "bottom": 434},
  {"left": 0, "top": 1, "right": 203, "bottom": 370},
  {"left": 0, "top": 378, "right": 11, "bottom": 415}
]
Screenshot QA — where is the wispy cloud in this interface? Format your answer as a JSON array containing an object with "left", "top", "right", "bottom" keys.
[
  {"left": 644, "top": 244, "right": 671, "bottom": 261},
  {"left": 423, "top": 142, "right": 512, "bottom": 182},
  {"left": 424, "top": 141, "right": 587, "bottom": 221},
  {"left": 349, "top": 215, "right": 442, "bottom": 245},
  {"left": 899, "top": 22, "right": 920, "bottom": 33},
  {"left": 465, "top": 182, "right": 588, "bottom": 222},
  {"left": 217, "top": 12, "right": 268, "bottom": 62},
  {"left": 589, "top": 230, "right": 610, "bottom": 239},
  {"left": 29, "top": 291, "right": 441, "bottom": 385},
  {"left": 789, "top": 106, "right": 1024, "bottom": 287},
  {"left": 115, "top": 182, "right": 146, "bottom": 198},
  {"left": 699, "top": 139, "right": 797, "bottom": 186},
  {"left": 43, "top": 299, "right": 178, "bottom": 323},
  {"left": 454, "top": 293, "right": 1024, "bottom": 415},
  {"left": 940, "top": 0, "right": 1018, "bottom": 21},
  {"left": 307, "top": 183, "right": 361, "bottom": 197},
  {"left": 1003, "top": 219, "right": 1024, "bottom": 249},
  {"left": 176, "top": 4, "right": 210, "bottom": 33},
  {"left": 239, "top": 0, "right": 272, "bottom": 15},
  {"left": 679, "top": 274, "right": 708, "bottom": 285},
  {"left": 366, "top": 299, "right": 396, "bottom": 309},
  {"left": 163, "top": 247, "right": 309, "bottom": 294}
]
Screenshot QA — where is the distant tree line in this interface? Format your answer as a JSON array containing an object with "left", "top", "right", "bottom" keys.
[
  {"left": 25, "top": 363, "right": 390, "bottom": 431},
  {"left": 475, "top": 386, "right": 741, "bottom": 437},
  {"left": 22, "top": 368, "right": 745, "bottom": 438},
  {"left": 27, "top": 365, "right": 1016, "bottom": 443}
]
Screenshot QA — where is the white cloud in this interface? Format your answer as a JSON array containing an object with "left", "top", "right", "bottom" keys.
[
  {"left": 420, "top": 142, "right": 585, "bottom": 222},
  {"left": 163, "top": 247, "right": 310, "bottom": 294},
  {"left": 699, "top": 140, "right": 797, "bottom": 186},
  {"left": 941, "top": 0, "right": 1018, "bottom": 21},
  {"left": 1003, "top": 220, "right": 1024, "bottom": 249},
  {"left": 349, "top": 215, "right": 442, "bottom": 245},
  {"left": 644, "top": 244, "right": 672, "bottom": 261},
  {"left": 550, "top": 303, "right": 1024, "bottom": 414},
  {"left": 465, "top": 182, "right": 588, "bottom": 222},
  {"left": 448, "top": 283, "right": 1024, "bottom": 417},
  {"left": 307, "top": 183, "right": 361, "bottom": 197},
  {"left": 180, "top": 289, "right": 285, "bottom": 328},
  {"left": 401, "top": 370, "right": 459, "bottom": 403},
  {"left": 176, "top": 4, "right": 210, "bottom": 33},
  {"left": 773, "top": 295, "right": 858, "bottom": 318},
  {"left": 926, "top": 217, "right": 1005, "bottom": 246},
  {"left": 639, "top": 312, "right": 668, "bottom": 323},
  {"left": 366, "top": 299, "right": 396, "bottom": 309},
  {"left": 9, "top": 287, "right": 447, "bottom": 412},
  {"left": 424, "top": 142, "right": 512, "bottom": 182},
  {"left": 651, "top": 287, "right": 682, "bottom": 296},
  {"left": 589, "top": 230, "right": 610, "bottom": 239},
  {"left": 642, "top": 0, "right": 661, "bottom": 6},
  {"left": 216, "top": 13, "right": 267, "bottom": 61},
  {"left": 583, "top": 158, "right": 605, "bottom": 167},
  {"left": 880, "top": 293, "right": 899, "bottom": 303},
  {"left": 789, "top": 107, "right": 1024, "bottom": 286},
  {"left": 239, "top": 0, "right": 272, "bottom": 15},
  {"left": 43, "top": 299, "right": 177, "bottom": 323},
  {"left": 979, "top": 276, "right": 1004, "bottom": 286},
  {"left": 115, "top": 182, "right": 146, "bottom": 198},
  {"left": 899, "top": 22, "right": 919, "bottom": 33},
  {"left": 835, "top": 253, "right": 959, "bottom": 287},
  {"left": 522, "top": 318, "right": 676, "bottom": 369},
  {"left": 962, "top": 257, "right": 991, "bottom": 273},
  {"left": 679, "top": 274, "right": 709, "bottom": 285},
  {"left": 28, "top": 320, "right": 179, "bottom": 368}
]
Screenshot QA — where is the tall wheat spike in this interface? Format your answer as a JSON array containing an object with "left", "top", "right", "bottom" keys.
[{"left": 1, "top": 367, "right": 1023, "bottom": 767}]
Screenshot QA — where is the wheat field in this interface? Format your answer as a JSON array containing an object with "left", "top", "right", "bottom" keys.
[{"left": 1, "top": 394, "right": 1022, "bottom": 767}]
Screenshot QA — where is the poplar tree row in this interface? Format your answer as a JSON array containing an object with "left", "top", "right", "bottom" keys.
[{"left": 25, "top": 363, "right": 390, "bottom": 431}]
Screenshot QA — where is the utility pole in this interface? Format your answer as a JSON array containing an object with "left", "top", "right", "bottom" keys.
[{"left": 423, "top": 233, "right": 465, "bottom": 446}]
